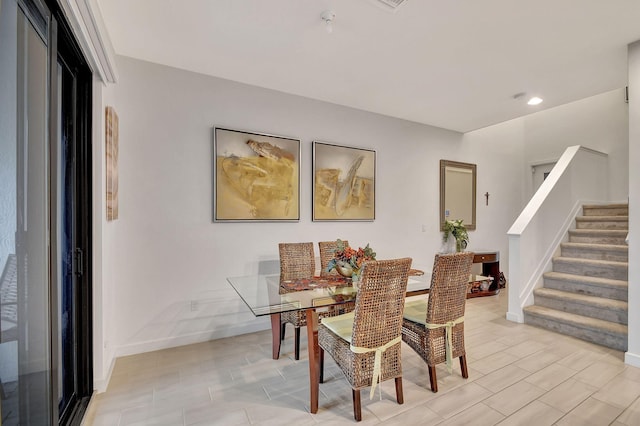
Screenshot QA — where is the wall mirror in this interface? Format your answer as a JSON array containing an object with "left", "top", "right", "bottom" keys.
[{"left": 440, "top": 160, "right": 476, "bottom": 230}]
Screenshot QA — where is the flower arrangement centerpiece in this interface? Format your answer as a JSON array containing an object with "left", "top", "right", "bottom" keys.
[
  {"left": 326, "top": 239, "right": 376, "bottom": 281},
  {"left": 443, "top": 219, "right": 469, "bottom": 252}
]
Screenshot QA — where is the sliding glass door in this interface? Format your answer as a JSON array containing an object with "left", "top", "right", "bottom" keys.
[{"left": 0, "top": 0, "right": 92, "bottom": 424}]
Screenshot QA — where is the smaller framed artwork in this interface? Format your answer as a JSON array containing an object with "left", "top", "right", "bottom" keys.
[
  {"left": 213, "top": 127, "right": 300, "bottom": 222},
  {"left": 313, "top": 141, "right": 375, "bottom": 221},
  {"left": 105, "top": 106, "right": 119, "bottom": 221}
]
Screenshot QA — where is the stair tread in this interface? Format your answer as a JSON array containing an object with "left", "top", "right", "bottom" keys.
[
  {"left": 553, "top": 256, "right": 628, "bottom": 266},
  {"left": 534, "top": 287, "right": 628, "bottom": 310},
  {"left": 569, "top": 229, "right": 628, "bottom": 234},
  {"left": 576, "top": 215, "right": 629, "bottom": 221},
  {"left": 561, "top": 242, "right": 628, "bottom": 251},
  {"left": 524, "top": 305, "right": 627, "bottom": 335},
  {"left": 582, "top": 203, "right": 629, "bottom": 209},
  {"left": 544, "top": 271, "right": 628, "bottom": 287}
]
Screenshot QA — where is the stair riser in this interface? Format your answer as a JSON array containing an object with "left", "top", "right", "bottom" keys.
[
  {"left": 543, "top": 277, "right": 628, "bottom": 301},
  {"left": 560, "top": 247, "right": 628, "bottom": 262},
  {"left": 576, "top": 221, "right": 628, "bottom": 230},
  {"left": 523, "top": 311, "right": 627, "bottom": 351},
  {"left": 583, "top": 207, "right": 629, "bottom": 216},
  {"left": 534, "top": 294, "right": 627, "bottom": 325},
  {"left": 553, "top": 261, "right": 628, "bottom": 281},
  {"left": 568, "top": 235, "right": 627, "bottom": 245}
]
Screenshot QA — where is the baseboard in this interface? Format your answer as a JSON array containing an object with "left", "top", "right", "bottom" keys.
[
  {"left": 93, "top": 355, "right": 116, "bottom": 393},
  {"left": 625, "top": 351, "right": 640, "bottom": 368},
  {"left": 114, "top": 320, "right": 270, "bottom": 358}
]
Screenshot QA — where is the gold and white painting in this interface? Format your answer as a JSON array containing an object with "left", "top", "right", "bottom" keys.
[
  {"left": 106, "top": 106, "right": 119, "bottom": 221},
  {"left": 214, "top": 127, "right": 300, "bottom": 221},
  {"left": 313, "top": 142, "right": 375, "bottom": 221}
]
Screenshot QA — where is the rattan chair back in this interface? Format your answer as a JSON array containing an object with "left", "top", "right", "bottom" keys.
[
  {"left": 426, "top": 252, "right": 474, "bottom": 326},
  {"left": 318, "top": 240, "right": 349, "bottom": 277},
  {"left": 351, "top": 258, "right": 412, "bottom": 349},
  {"left": 278, "top": 242, "right": 315, "bottom": 280}
]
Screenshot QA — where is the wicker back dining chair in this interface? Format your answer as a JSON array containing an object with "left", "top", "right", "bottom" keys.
[
  {"left": 318, "top": 257, "right": 412, "bottom": 421},
  {"left": 318, "top": 240, "right": 349, "bottom": 277},
  {"left": 401, "top": 251, "right": 474, "bottom": 393},
  {"left": 277, "top": 242, "right": 316, "bottom": 360}
]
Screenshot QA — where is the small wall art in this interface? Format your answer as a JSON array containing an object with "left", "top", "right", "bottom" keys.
[
  {"left": 213, "top": 127, "right": 300, "bottom": 221},
  {"left": 105, "top": 106, "right": 119, "bottom": 221},
  {"left": 312, "top": 141, "right": 375, "bottom": 221}
]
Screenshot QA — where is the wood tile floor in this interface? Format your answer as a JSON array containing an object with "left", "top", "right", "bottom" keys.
[{"left": 83, "top": 293, "right": 640, "bottom": 425}]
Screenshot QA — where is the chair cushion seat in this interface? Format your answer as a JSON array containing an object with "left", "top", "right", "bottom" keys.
[
  {"left": 320, "top": 311, "right": 355, "bottom": 343},
  {"left": 403, "top": 299, "right": 427, "bottom": 325}
]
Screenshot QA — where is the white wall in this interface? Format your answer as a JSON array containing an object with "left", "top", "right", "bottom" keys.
[
  {"left": 100, "top": 56, "right": 476, "bottom": 358},
  {"left": 463, "top": 89, "right": 629, "bottom": 268},
  {"left": 626, "top": 41, "right": 640, "bottom": 367},
  {"left": 94, "top": 56, "right": 631, "bottom": 388},
  {"left": 521, "top": 89, "right": 629, "bottom": 200}
]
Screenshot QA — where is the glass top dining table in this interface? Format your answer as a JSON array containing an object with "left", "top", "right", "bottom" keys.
[
  {"left": 226, "top": 273, "right": 432, "bottom": 317},
  {"left": 226, "top": 272, "right": 432, "bottom": 414}
]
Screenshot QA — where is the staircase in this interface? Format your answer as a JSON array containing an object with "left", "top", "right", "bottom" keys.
[{"left": 523, "top": 203, "right": 629, "bottom": 351}]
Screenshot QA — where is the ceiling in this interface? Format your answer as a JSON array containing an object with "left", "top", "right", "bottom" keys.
[{"left": 95, "top": 0, "right": 640, "bottom": 133}]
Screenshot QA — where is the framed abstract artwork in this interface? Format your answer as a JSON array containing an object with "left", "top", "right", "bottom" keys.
[
  {"left": 105, "top": 106, "right": 119, "bottom": 221},
  {"left": 213, "top": 127, "right": 300, "bottom": 221},
  {"left": 312, "top": 141, "right": 375, "bottom": 221}
]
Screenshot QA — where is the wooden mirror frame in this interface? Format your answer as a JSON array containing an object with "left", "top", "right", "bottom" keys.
[{"left": 440, "top": 160, "right": 477, "bottom": 231}]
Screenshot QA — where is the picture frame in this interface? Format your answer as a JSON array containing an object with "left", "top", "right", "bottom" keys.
[
  {"left": 105, "top": 106, "right": 119, "bottom": 221},
  {"left": 312, "top": 141, "right": 375, "bottom": 221},
  {"left": 213, "top": 127, "right": 300, "bottom": 222}
]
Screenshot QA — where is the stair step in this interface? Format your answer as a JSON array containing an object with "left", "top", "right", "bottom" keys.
[
  {"left": 534, "top": 288, "right": 627, "bottom": 324},
  {"left": 583, "top": 204, "right": 629, "bottom": 216},
  {"left": 523, "top": 305, "right": 627, "bottom": 351},
  {"left": 543, "top": 271, "right": 628, "bottom": 301},
  {"left": 560, "top": 242, "right": 628, "bottom": 262},
  {"left": 568, "top": 229, "right": 628, "bottom": 245},
  {"left": 575, "top": 215, "right": 628, "bottom": 230},
  {"left": 553, "top": 257, "right": 628, "bottom": 281}
]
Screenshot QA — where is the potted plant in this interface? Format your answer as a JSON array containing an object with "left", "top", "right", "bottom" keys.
[
  {"left": 443, "top": 219, "right": 469, "bottom": 252},
  {"left": 326, "top": 239, "right": 376, "bottom": 281}
]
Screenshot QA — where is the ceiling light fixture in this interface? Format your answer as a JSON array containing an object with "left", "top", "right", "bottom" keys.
[
  {"left": 321, "top": 10, "right": 336, "bottom": 34},
  {"left": 527, "top": 96, "right": 543, "bottom": 106}
]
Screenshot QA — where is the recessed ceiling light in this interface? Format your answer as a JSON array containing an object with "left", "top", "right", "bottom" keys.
[{"left": 527, "top": 96, "right": 543, "bottom": 106}]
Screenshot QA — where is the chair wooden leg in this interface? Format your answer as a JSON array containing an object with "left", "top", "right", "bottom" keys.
[
  {"left": 319, "top": 348, "right": 325, "bottom": 383},
  {"left": 294, "top": 327, "right": 301, "bottom": 360},
  {"left": 428, "top": 366, "right": 438, "bottom": 393},
  {"left": 460, "top": 355, "right": 469, "bottom": 378},
  {"left": 395, "top": 377, "right": 404, "bottom": 404},
  {"left": 352, "top": 388, "right": 362, "bottom": 422}
]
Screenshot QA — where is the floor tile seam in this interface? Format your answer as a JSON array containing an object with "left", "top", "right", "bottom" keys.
[
  {"left": 618, "top": 367, "right": 640, "bottom": 385},
  {"left": 591, "top": 381, "right": 640, "bottom": 411},
  {"left": 523, "top": 364, "right": 579, "bottom": 392},
  {"left": 612, "top": 394, "right": 640, "bottom": 425},
  {"left": 476, "top": 377, "right": 547, "bottom": 414},
  {"left": 572, "top": 366, "right": 627, "bottom": 389},
  {"left": 475, "top": 365, "right": 536, "bottom": 393},
  {"left": 536, "top": 380, "right": 598, "bottom": 414},
  {"left": 472, "top": 399, "right": 512, "bottom": 420},
  {"left": 522, "top": 398, "right": 569, "bottom": 424},
  {"left": 431, "top": 393, "right": 493, "bottom": 421}
]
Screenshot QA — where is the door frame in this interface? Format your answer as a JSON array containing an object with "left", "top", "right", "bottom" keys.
[{"left": 48, "top": 2, "right": 94, "bottom": 424}]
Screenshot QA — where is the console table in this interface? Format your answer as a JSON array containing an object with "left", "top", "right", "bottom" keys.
[{"left": 468, "top": 250, "right": 501, "bottom": 298}]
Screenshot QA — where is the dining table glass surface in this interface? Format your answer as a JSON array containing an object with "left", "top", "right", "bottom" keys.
[{"left": 226, "top": 273, "right": 432, "bottom": 317}]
